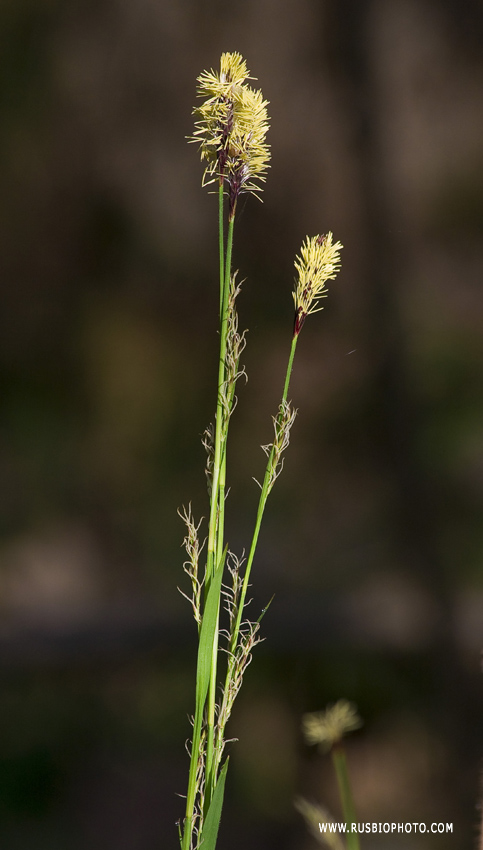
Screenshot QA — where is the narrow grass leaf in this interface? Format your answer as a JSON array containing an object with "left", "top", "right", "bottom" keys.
[
  {"left": 195, "top": 546, "right": 227, "bottom": 720},
  {"left": 256, "top": 594, "right": 275, "bottom": 624},
  {"left": 199, "top": 758, "right": 229, "bottom": 850}
]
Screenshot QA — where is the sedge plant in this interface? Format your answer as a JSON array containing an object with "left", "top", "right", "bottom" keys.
[{"left": 178, "top": 52, "right": 343, "bottom": 850}]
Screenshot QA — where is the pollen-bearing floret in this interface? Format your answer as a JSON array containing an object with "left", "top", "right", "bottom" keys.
[
  {"left": 293, "top": 233, "right": 343, "bottom": 336},
  {"left": 191, "top": 52, "right": 270, "bottom": 217}
]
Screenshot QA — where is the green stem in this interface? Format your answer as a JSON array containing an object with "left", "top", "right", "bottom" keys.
[
  {"left": 181, "top": 708, "right": 203, "bottom": 850},
  {"left": 282, "top": 333, "right": 297, "bottom": 402},
  {"left": 214, "top": 199, "right": 236, "bottom": 580},
  {"left": 204, "top": 212, "right": 236, "bottom": 810},
  {"left": 181, "top": 192, "right": 233, "bottom": 850},
  {"left": 332, "top": 745, "right": 360, "bottom": 850},
  {"left": 206, "top": 215, "right": 235, "bottom": 584},
  {"left": 230, "top": 333, "right": 298, "bottom": 659},
  {"left": 211, "top": 333, "right": 298, "bottom": 778},
  {"left": 215, "top": 178, "right": 228, "bottom": 569},
  {"left": 218, "top": 181, "right": 224, "bottom": 319}
]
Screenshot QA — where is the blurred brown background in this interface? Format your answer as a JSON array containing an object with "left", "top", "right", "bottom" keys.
[{"left": 0, "top": 0, "right": 483, "bottom": 847}]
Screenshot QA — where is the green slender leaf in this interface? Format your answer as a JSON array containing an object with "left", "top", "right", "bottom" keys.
[
  {"left": 195, "top": 546, "right": 227, "bottom": 720},
  {"left": 199, "top": 758, "right": 229, "bottom": 850}
]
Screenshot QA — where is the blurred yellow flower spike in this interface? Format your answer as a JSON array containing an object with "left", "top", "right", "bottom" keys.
[{"left": 302, "top": 699, "right": 362, "bottom": 752}]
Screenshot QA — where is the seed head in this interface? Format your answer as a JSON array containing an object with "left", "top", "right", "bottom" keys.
[
  {"left": 293, "top": 233, "right": 343, "bottom": 335},
  {"left": 302, "top": 699, "right": 362, "bottom": 752}
]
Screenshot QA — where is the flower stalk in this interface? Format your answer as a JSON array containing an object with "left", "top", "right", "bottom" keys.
[{"left": 332, "top": 746, "right": 359, "bottom": 850}]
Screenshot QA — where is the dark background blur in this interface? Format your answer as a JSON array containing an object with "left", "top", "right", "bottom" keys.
[{"left": 0, "top": 0, "right": 483, "bottom": 847}]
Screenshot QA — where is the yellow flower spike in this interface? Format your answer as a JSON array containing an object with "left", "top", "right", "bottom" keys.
[
  {"left": 293, "top": 233, "right": 343, "bottom": 335},
  {"left": 191, "top": 53, "right": 270, "bottom": 212},
  {"left": 302, "top": 700, "right": 362, "bottom": 752}
]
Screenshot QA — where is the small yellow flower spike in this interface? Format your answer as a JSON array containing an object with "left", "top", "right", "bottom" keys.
[
  {"left": 293, "top": 233, "right": 343, "bottom": 335},
  {"left": 191, "top": 53, "right": 270, "bottom": 216},
  {"left": 302, "top": 700, "right": 362, "bottom": 752}
]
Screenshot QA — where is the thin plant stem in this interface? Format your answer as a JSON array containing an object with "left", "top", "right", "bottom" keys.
[
  {"left": 214, "top": 198, "right": 238, "bottom": 575},
  {"left": 229, "top": 333, "right": 298, "bottom": 657},
  {"left": 206, "top": 214, "right": 235, "bottom": 585},
  {"left": 204, "top": 209, "right": 236, "bottom": 809},
  {"left": 214, "top": 195, "right": 236, "bottom": 580},
  {"left": 213, "top": 333, "right": 298, "bottom": 772},
  {"left": 215, "top": 177, "right": 229, "bottom": 570},
  {"left": 218, "top": 181, "right": 224, "bottom": 319},
  {"left": 332, "top": 745, "right": 360, "bottom": 850},
  {"left": 181, "top": 712, "right": 202, "bottom": 850}
]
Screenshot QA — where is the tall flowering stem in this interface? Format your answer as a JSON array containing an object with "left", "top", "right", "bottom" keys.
[{"left": 181, "top": 53, "right": 270, "bottom": 850}]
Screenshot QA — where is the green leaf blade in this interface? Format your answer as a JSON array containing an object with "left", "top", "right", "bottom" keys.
[
  {"left": 199, "top": 758, "right": 229, "bottom": 850},
  {"left": 195, "top": 547, "right": 227, "bottom": 721}
]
